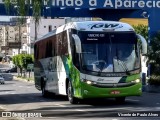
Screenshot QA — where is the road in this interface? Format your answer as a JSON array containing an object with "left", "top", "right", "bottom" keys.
[{"left": 0, "top": 64, "right": 160, "bottom": 120}]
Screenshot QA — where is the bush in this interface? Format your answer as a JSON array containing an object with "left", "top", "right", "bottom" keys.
[
  {"left": 134, "top": 25, "right": 160, "bottom": 85},
  {"left": 147, "top": 32, "right": 160, "bottom": 85},
  {"left": 148, "top": 75, "right": 160, "bottom": 86}
]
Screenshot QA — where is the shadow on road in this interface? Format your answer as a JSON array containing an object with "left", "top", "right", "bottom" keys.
[{"left": 0, "top": 93, "right": 68, "bottom": 105}]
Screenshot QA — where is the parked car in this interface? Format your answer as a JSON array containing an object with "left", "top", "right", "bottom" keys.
[
  {"left": 5, "top": 67, "right": 17, "bottom": 73},
  {"left": 0, "top": 74, "right": 5, "bottom": 84}
]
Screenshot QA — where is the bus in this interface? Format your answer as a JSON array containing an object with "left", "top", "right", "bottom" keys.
[{"left": 34, "top": 21, "right": 147, "bottom": 104}]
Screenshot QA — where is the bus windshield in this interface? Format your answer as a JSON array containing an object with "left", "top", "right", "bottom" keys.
[{"left": 78, "top": 31, "right": 140, "bottom": 73}]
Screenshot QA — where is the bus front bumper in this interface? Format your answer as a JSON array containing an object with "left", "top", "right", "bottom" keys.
[{"left": 79, "top": 82, "right": 142, "bottom": 99}]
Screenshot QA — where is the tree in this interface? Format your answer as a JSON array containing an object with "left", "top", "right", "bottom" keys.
[
  {"left": 146, "top": 31, "right": 160, "bottom": 85},
  {"left": 4, "top": 0, "right": 42, "bottom": 24},
  {"left": 4, "top": 0, "right": 44, "bottom": 41},
  {"left": 133, "top": 24, "right": 148, "bottom": 42},
  {"left": 12, "top": 54, "right": 34, "bottom": 76}
]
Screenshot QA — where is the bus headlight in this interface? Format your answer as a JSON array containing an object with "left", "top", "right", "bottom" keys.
[
  {"left": 81, "top": 79, "right": 97, "bottom": 85},
  {"left": 86, "top": 80, "right": 92, "bottom": 85},
  {"left": 135, "top": 79, "right": 140, "bottom": 83},
  {"left": 131, "top": 79, "right": 140, "bottom": 83}
]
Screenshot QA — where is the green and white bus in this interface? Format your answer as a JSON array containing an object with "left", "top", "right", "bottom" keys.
[{"left": 34, "top": 21, "right": 147, "bottom": 104}]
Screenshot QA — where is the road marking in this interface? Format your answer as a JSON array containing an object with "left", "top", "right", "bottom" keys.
[
  {"left": 75, "top": 109, "right": 86, "bottom": 112},
  {"left": 55, "top": 104, "right": 66, "bottom": 107}
]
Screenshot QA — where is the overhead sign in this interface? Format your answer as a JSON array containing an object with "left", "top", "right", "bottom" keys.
[{"left": 43, "top": 0, "right": 160, "bottom": 9}]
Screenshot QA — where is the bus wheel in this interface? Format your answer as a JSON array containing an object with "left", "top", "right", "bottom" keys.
[
  {"left": 67, "top": 81, "right": 78, "bottom": 104},
  {"left": 41, "top": 81, "right": 48, "bottom": 97},
  {"left": 115, "top": 97, "right": 126, "bottom": 103}
]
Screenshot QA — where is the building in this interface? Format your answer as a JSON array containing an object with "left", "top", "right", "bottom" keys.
[
  {"left": 25, "top": 17, "right": 65, "bottom": 54},
  {"left": 0, "top": 18, "right": 27, "bottom": 56}
]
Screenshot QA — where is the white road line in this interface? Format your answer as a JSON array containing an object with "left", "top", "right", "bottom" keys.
[
  {"left": 54, "top": 104, "right": 66, "bottom": 107},
  {"left": 75, "top": 109, "right": 86, "bottom": 112}
]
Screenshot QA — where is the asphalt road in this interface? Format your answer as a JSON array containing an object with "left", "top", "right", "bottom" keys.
[{"left": 0, "top": 64, "right": 160, "bottom": 120}]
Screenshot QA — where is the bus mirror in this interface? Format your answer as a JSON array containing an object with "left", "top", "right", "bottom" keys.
[
  {"left": 137, "top": 34, "right": 147, "bottom": 55},
  {"left": 72, "top": 34, "right": 82, "bottom": 53}
]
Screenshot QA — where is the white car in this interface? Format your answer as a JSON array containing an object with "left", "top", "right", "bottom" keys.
[{"left": 0, "top": 74, "right": 5, "bottom": 84}]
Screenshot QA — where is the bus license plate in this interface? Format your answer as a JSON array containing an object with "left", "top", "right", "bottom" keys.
[{"left": 110, "top": 91, "right": 120, "bottom": 94}]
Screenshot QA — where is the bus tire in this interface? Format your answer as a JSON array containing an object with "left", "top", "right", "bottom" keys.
[
  {"left": 115, "top": 97, "right": 126, "bottom": 103},
  {"left": 41, "top": 80, "right": 48, "bottom": 97},
  {"left": 67, "top": 81, "right": 78, "bottom": 104}
]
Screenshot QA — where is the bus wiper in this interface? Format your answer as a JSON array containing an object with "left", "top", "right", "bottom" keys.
[{"left": 117, "top": 60, "right": 130, "bottom": 75}]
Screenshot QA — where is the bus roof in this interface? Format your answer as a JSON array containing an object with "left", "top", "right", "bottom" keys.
[{"left": 35, "top": 21, "right": 134, "bottom": 43}]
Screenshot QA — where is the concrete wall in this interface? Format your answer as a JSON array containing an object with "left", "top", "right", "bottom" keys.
[{"left": 26, "top": 18, "right": 65, "bottom": 54}]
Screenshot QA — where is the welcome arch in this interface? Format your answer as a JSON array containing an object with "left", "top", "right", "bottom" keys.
[{"left": 0, "top": 0, "right": 160, "bottom": 38}]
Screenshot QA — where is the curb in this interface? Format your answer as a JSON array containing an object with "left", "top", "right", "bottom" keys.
[{"left": 13, "top": 76, "right": 34, "bottom": 83}]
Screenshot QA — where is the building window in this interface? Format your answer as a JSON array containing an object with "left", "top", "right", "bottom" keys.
[
  {"left": 44, "top": 26, "right": 46, "bottom": 28},
  {"left": 48, "top": 25, "right": 52, "bottom": 32}
]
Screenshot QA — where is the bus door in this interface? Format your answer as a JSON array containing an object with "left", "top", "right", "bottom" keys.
[{"left": 46, "top": 57, "right": 58, "bottom": 93}]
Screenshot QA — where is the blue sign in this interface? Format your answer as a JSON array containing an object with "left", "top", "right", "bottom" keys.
[
  {"left": 0, "top": 0, "right": 160, "bottom": 37},
  {"left": 43, "top": 0, "right": 160, "bottom": 9}
]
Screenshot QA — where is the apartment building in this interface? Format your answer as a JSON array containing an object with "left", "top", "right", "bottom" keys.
[
  {"left": 0, "top": 23, "right": 27, "bottom": 55},
  {"left": 25, "top": 18, "right": 65, "bottom": 54}
]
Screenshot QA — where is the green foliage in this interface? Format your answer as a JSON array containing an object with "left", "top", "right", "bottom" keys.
[
  {"left": 147, "top": 32, "right": 160, "bottom": 85},
  {"left": 148, "top": 75, "right": 160, "bottom": 85},
  {"left": 133, "top": 24, "right": 148, "bottom": 41},
  {"left": 12, "top": 54, "right": 34, "bottom": 69},
  {"left": 4, "top": 0, "right": 43, "bottom": 24},
  {"left": 133, "top": 25, "right": 160, "bottom": 85},
  {"left": 148, "top": 31, "right": 160, "bottom": 65},
  {"left": 12, "top": 55, "right": 21, "bottom": 68}
]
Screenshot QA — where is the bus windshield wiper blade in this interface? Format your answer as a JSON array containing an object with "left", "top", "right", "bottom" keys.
[{"left": 117, "top": 60, "right": 130, "bottom": 75}]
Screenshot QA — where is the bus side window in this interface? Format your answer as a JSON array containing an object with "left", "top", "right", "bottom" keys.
[
  {"left": 70, "top": 30, "right": 80, "bottom": 69},
  {"left": 71, "top": 43, "right": 80, "bottom": 69}
]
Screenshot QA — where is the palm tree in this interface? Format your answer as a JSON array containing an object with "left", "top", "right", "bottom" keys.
[{"left": 4, "top": 0, "right": 44, "bottom": 41}]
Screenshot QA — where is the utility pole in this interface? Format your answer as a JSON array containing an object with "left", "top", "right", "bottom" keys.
[
  {"left": 18, "top": 23, "right": 21, "bottom": 54},
  {"left": 35, "top": 20, "right": 37, "bottom": 41}
]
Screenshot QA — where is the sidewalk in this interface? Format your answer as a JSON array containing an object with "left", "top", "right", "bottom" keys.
[{"left": 13, "top": 72, "right": 34, "bottom": 83}]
